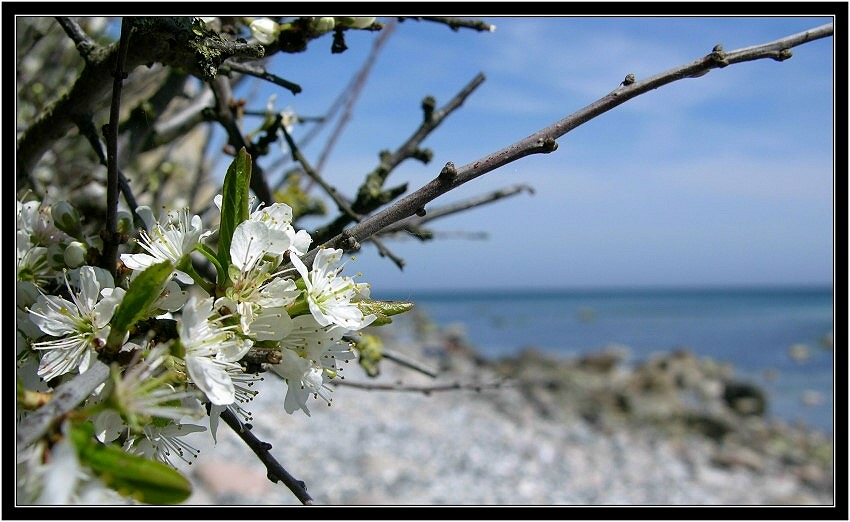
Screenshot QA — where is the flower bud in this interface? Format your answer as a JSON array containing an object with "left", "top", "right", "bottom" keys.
[
  {"left": 310, "top": 17, "right": 336, "bottom": 35},
  {"left": 51, "top": 201, "right": 82, "bottom": 237},
  {"left": 63, "top": 241, "right": 88, "bottom": 268},
  {"left": 250, "top": 18, "right": 280, "bottom": 45}
]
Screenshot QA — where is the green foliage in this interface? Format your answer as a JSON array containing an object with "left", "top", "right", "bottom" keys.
[
  {"left": 106, "top": 261, "right": 174, "bottom": 351},
  {"left": 216, "top": 148, "right": 252, "bottom": 285},
  {"left": 356, "top": 299, "right": 414, "bottom": 326},
  {"left": 69, "top": 421, "right": 192, "bottom": 504}
]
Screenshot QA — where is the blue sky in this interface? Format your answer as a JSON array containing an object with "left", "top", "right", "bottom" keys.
[{"left": 226, "top": 16, "right": 835, "bottom": 292}]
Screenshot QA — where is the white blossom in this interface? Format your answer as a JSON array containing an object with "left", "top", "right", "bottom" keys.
[
  {"left": 28, "top": 266, "right": 125, "bottom": 382},
  {"left": 180, "top": 296, "right": 252, "bottom": 406},
  {"left": 290, "top": 248, "right": 376, "bottom": 330},
  {"left": 121, "top": 207, "right": 209, "bottom": 284}
]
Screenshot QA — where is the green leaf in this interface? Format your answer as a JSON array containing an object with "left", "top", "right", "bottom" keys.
[
  {"left": 217, "top": 148, "right": 252, "bottom": 285},
  {"left": 69, "top": 422, "right": 192, "bottom": 504},
  {"left": 106, "top": 261, "right": 173, "bottom": 350},
  {"left": 356, "top": 299, "right": 414, "bottom": 326}
]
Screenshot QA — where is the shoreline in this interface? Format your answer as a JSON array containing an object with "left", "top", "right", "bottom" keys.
[{"left": 183, "top": 319, "right": 835, "bottom": 506}]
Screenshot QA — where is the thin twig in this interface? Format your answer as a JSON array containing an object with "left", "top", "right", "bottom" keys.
[
  {"left": 332, "top": 379, "right": 509, "bottom": 394},
  {"left": 297, "top": 23, "right": 834, "bottom": 269},
  {"left": 382, "top": 348, "right": 438, "bottom": 378},
  {"left": 220, "top": 60, "right": 302, "bottom": 95},
  {"left": 311, "top": 72, "right": 486, "bottom": 245},
  {"left": 101, "top": 17, "right": 133, "bottom": 279},
  {"left": 217, "top": 407, "right": 314, "bottom": 505},
  {"left": 17, "top": 360, "right": 111, "bottom": 449},
  {"left": 72, "top": 114, "right": 142, "bottom": 225},
  {"left": 208, "top": 75, "right": 274, "bottom": 205},
  {"left": 401, "top": 16, "right": 496, "bottom": 33},
  {"left": 55, "top": 16, "right": 98, "bottom": 60},
  {"left": 313, "top": 21, "right": 396, "bottom": 176},
  {"left": 367, "top": 236, "right": 405, "bottom": 270},
  {"left": 380, "top": 184, "right": 534, "bottom": 237},
  {"left": 280, "top": 126, "right": 359, "bottom": 220},
  {"left": 281, "top": 125, "right": 408, "bottom": 269}
]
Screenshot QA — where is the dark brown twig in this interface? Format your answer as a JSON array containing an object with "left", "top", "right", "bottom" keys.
[
  {"left": 220, "top": 60, "right": 302, "bottom": 95},
  {"left": 400, "top": 16, "right": 496, "bottom": 33},
  {"left": 380, "top": 184, "right": 534, "bottom": 238},
  {"left": 72, "top": 115, "right": 142, "bottom": 224},
  {"left": 101, "top": 17, "right": 133, "bottom": 279},
  {"left": 55, "top": 16, "right": 98, "bottom": 60},
  {"left": 208, "top": 75, "right": 274, "bottom": 205},
  {"left": 333, "top": 379, "right": 509, "bottom": 394},
  {"left": 217, "top": 407, "right": 314, "bottom": 505},
  {"left": 311, "top": 72, "right": 486, "bottom": 245}
]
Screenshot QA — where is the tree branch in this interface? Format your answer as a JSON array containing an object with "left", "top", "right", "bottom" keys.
[
  {"left": 332, "top": 379, "right": 508, "bottom": 395},
  {"left": 17, "top": 17, "right": 264, "bottom": 190},
  {"left": 17, "top": 360, "right": 111, "bottom": 449},
  {"left": 217, "top": 407, "right": 314, "bottom": 505},
  {"left": 101, "top": 17, "right": 133, "bottom": 279},
  {"left": 219, "top": 60, "right": 302, "bottom": 95},
  {"left": 381, "top": 348, "right": 439, "bottom": 378},
  {"left": 313, "top": 21, "right": 396, "bottom": 176},
  {"left": 297, "top": 23, "right": 834, "bottom": 269},
  {"left": 73, "top": 114, "right": 142, "bottom": 225},
  {"left": 208, "top": 75, "right": 274, "bottom": 205},
  {"left": 379, "top": 183, "right": 534, "bottom": 238},
  {"left": 55, "top": 16, "right": 98, "bottom": 61},
  {"left": 399, "top": 17, "right": 496, "bottom": 33},
  {"left": 311, "top": 72, "right": 486, "bottom": 245}
]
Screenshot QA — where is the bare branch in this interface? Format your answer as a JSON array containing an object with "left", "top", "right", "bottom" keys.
[
  {"left": 55, "top": 16, "right": 98, "bottom": 60},
  {"left": 311, "top": 72, "right": 486, "bottom": 245},
  {"left": 17, "top": 17, "right": 264, "bottom": 190},
  {"left": 380, "top": 184, "right": 534, "bottom": 237},
  {"left": 152, "top": 88, "right": 215, "bottom": 145},
  {"left": 367, "top": 236, "right": 406, "bottom": 270},
  {"left": 382, "top": 348, "right": 439, "bottom": 378},
  {"left": 72, "top": 114, "right": 142, "bottom": 225},
  {"left": 17, "top": 360, "right": 111, "bottom": 449},
  {"left": 400, "top": 16, "right": 496, "bottom": 33},
  {"left": 101, "top": 17, "right": 134, "bottom": 279},
  {"left": 208, "top": 75, "right": 274, "bottom": 205},
  {"left": 313, "top": 21, "right": 396, "bottom": 176},
  {"left": 220, "top": 60, "right": 302, "bottom": 95},
  {"left": 217, "top": 407, "right": 314, "bottom": 505},
  {"left": 297, "top": 23, "right": 834, "bottom": 269},
  {"left": 332, "top": 379, "right": 508, "bottom": 394}
]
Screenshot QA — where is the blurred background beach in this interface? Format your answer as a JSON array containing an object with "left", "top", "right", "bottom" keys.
[
  {"left": 182, "top": 286, "right": 835, "bottom": 506},
  {"left": 380, "top": 285, "right": 834, "bottom": 434}
]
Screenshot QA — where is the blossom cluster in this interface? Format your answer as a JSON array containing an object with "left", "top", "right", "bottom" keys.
[{"left": 16, "top": 168, "right": 394, "bottom": 503}]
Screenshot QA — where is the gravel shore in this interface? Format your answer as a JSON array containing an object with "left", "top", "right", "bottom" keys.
[{"left": 179, "top": 319, "right": 835, "bottom": 507}]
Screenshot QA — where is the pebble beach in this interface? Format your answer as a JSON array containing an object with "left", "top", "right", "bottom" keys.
[{"left": 180, "top": 317, "right": 835, "bottom": 508}]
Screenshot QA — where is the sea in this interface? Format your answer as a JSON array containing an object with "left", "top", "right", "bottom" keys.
[{"left": 379, "top": 286, "right": 836, "bottom": 435}]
